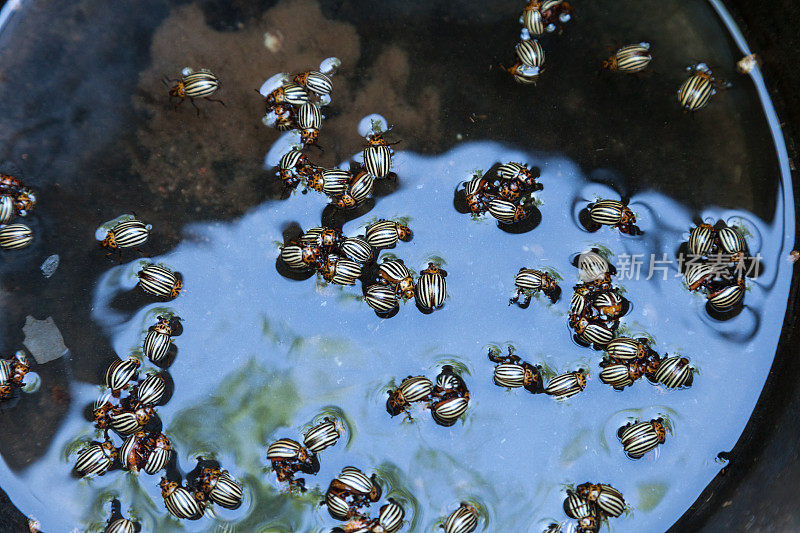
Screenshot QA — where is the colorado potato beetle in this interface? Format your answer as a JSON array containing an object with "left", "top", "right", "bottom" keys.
[
  {"left": 444, "top": 503, "right": 479, "bottom": 533},
  {"left": 415, "top": 263, "right": 447, "bottom": 310},
  {"left": 102, "top": 218, "right": 150, "bottom": 251},
  {"left": 544, "top": 370, "right": 587, "bottom": 399},
  {"left": 604, "top": 43, "right": 652, "bottom": 73},
  {"left": 160, "top": 478, "right": 204, "bottom": 520},
  {"left": 137, "top": 264, "right": 182, "bottom": 299},
  {"left": 0, "top": 223, "right": 32, "bottom": 249}
]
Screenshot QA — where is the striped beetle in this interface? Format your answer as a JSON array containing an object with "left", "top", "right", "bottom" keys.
[
  {"left": 75, "top": 440, "right": 117, "bottom": 477},
  {"left": 653, "top": 356, "right": 693, "bottom": 388},
  {"left": 341, "top": 237, "right": 373, "bottom": 264},
  {"left": 317, "top": 168, "right": 352, "bottom": 196},
  {"left": 506, "top": 62, "right": 542, "bottom": 84},
  {"left": 364, "top": 143, "right": 393, "bottom": 178},
  {"left": 104, "top": 518, "right": 135, "bottom": 533},
  {"left": 325, "top": 490, "right": 351, "bottom": 520},
  {"left": 266, "top": 82, "right": 309, "bottom": 107},
  {"left": 303, "top": 417, "right": 341, "bottom": 454},
  {"left": 570, "top": 315, "right": 615, "bottom": 347},
  {"left": 510, "top": 267, "right": 560, "bottom": 307},
  {"left": 347, "top": 171, "right": 375, "bottom": 205},
  {"left": 688, "top": 223, "right": 716, "bottom": 256},
  {"left": 105, "top": 357, "right": 141, "bottom": 394},
  {"left": 488, "top": 348, "right": 546, "bottom": 393},
  {"left": 365, "top": 284, "right": 399, "bottom": 315},
  {"left": 588, "top": 199, "right": 637, "bottom": 235},
  {"left": 605, "top": 337, "right": 646, "bottom": 361},
  {"left": 0, "top": 195, "right": 13, "bottom": 224},
  {"left": 598, "top": 362, "right": 636, "bottom": 390},
  {"left": 168, "top": 69, "right": 223, "bottom": 113},
  {"left": 110, "top": 405, "right": 155, "bottom": 436},
  {"left": 294, "top": 70, "right": 333, "bottom": 95},
  {"left": 321, "top": 257, "right": 363, "bottom": 285},
  {"left": 378, "top": 498, "right": 406, "bottom": 532},
  {"left": 718, "top": 226, "right": 746, "bottom": 256},
  {"left": 102, "top": 218, "right": 149, "bottom": 252},
  {"left": 618, "top": 418, "right": 666, "bottom": 459},
  {"left": 199, "top": 468, "right": 244, "bottom": 509},
  {"left": 386, "top": 375, "right": 433, "bottom": 416},
  {"left": 135, "top": 373, "right": 167, "bottom": 406},
  {"left": 298, "top": 102, "right": 322, "bottom": 145},
  {"left": 516, "top": 39, "right": 545, "bottom": 68},
  {"left": 487, "top": 197, "right": 526, "bottom": 224},
  {"left": 137, "top": 264, "right": 182, "bottom": 299},
  {"left": 444, "top": 502, "right": 479, "bottom": 533},
  {"left": 365, "top": 220, "right": 413, "bottom": 249},
  {"left": 143, "top": 315, "right": 173, "bottom": 364},
  {"left": 160, "top": 478, "right": 204, "bottom": 520},
  {"left": 143, "top": 433, "right": 172, "bottom": 475},
  {"left": 119, "top": 430, "right": 150, "bottom": 472},
  {"left": 604, "top": 43, "right": 652, "bottom": 73},
  {"left": 563, "top": 490, "right": 594, "bottom": 519},
  {"left": 377, "top": 258, "right": 415, "bottom": 299},
  {"left": 544, "top": 369, "right": 587, "bottom": 399},
  {"left": 708, "top": 280, "right": 744, "bottom": 311},
  {"left": 431, "top": 396, "right": 470, "bottom": 427},
  {"left": 415, "top": 263, "right": 447, "bottom": 311},
  {"left": 678, "top": 64, "right": 718, "bottom": 112},
  {"left": 0, "top": 223, "right": 32, "bottom": 249},
  {"left": 576, "top": 482, "right": 626, "bottom": 518}
]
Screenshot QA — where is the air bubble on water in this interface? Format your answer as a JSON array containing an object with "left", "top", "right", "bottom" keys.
[
  {"left": 262, "top": 112, "right": 278, "bottom": 127},
  {"left": 264, "top": 131, "right": 302, "bottom": 169},
  {"left": 358, "top": 114, "right": 388, "bottom": 137},
  {"left": 546, "top": 23, "right": 556, "bottom": 32},
  {"left": 518, "top": 65, "right": 540, "bottom": 76},
  {"left": 95, "top": 213, "right": 134, "bottom": 240},
  {"left": 21, "top": 372, "right": 40, "bottom": 394},
  {"left": 259, "top": 73, "right": 289, "bottom": 97},
  {"left": 319, "top": 57, "right": 341, "bottom": 76},
  {"left": 319, "top": 94, "right": 332, "bottom": 107},
  {"left": 560, "top": 13, "right": 571, "bottom": 22},
  {"left": 520, "top": 28, "right": 531, "bottom": 41},
  {"left": 640, "top": 42, "right": 652, "bottom": 49},
  {"left": 40, "top": 254, "right": 59, "bottom": 278},
  {"left": 181, "top": 67, "right": 193, "bottom": 76}
]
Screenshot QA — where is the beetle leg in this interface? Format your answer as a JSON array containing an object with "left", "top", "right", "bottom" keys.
[
  {"left": 189, "top": 98, "right": 200, "bottom": 116},
  {"left": 205, "top": 97, "right": 226, "bottom": 107}
]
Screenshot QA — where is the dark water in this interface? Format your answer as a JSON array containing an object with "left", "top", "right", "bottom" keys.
[{"left": 0, "top": 0, "right": 794, "bottom": 532}]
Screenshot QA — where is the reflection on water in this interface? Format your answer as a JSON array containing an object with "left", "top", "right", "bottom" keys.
[{"left": 0, "top": 140, "right": 791, "bottom": 531}]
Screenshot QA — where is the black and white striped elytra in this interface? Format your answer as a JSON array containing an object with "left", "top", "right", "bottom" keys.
[
  {"left": 708, "top": 284, "right": 744, "bottom": 311},
  {"left": 589, "top": 200, "right": 625, "bottom": 226},
  {"left": 606, "top": 337, "right": 643, "bottom": 361},
  {"left": 138, "top": 264, "right": 181, "bottom": 299},
  {"left": 444, "top": 503, "right": 479, "bottom": 533},
  {"left": 279, "top": 82, "right": 310, "bottom": 105},
  {"left": 303, "top": 418, "right": 340, "bottom": 454},
  {"left": 182, "top": 71, "right": 219, "bottom": 98},
  {"left": 544, "top": 371, "right": 586, "bottom": 399},
  {"left": 378, "top": 498, "right": 405, "bottom": 532},
  {"left": 654, "top": 356, "right": 693, "bottom": 388},
  {"left": 431, "top": 396, "right": 469, "bottom": 426},
  {"left": 364, "top": 144, "right": 392, "bottom": 177},
  {"left": 280, "top": 245, "right": 307, "bottom": 270},
  {"left": 563, "top": 491, "right": 593, "bottom": 519},
  {"left": 143, "top": 436, "right": 172, "bottom": 475},
  {"left": 341, "top": 237, "right": 373, "bottom": 264},
  {"left": 75, "top": 442, "right": 115, "bottom": 477},
  {"left": 378, "top": 259, "right": 411, "bottom": 284},
  {"left": 515, "top": 269, "right": 547, "bottom": 291},
  {"left": 143, "top": 328, "right": 171, "bottom": 364},
  {"left": 348, "top": 172, "right": 375, "bottom": 204},
  {"left": 297, "top": 70, "right": 333, "bottom": 95},
  {"left": 107, "top": 219, "right": 149, "bottom": 249},
  {"left": 718, "top": 226, "right": 746, "bottom": 254},
  {"left": 338, "top": 467, "right": 374, "bottom": 494},
  {"left": 487, "top": 197, "right": 520, "bottom": 224},
  {"left": 678, "top": 72, "right": 715, "bottom": 111},
  {"left": 578, "top": 322, "right": 614, "bottom": 346},
  {"left": 365, "top": 284, "right": 399, "bottom": 314},
  {"left": 0, "top": 195, "right": 14, "bottom": 224},
  {"left": 516, "top": 39, "right": 545, "bottom": 68},
  {"left": 577, "top": 251, "right": 609, "bottom": 281},
  {"left": 596, "top": 484, "right": 626, "bottom": 517},
  {"left": 436, "top": 370, "right": 463, "bottom": 391},
  {"left": 279, "top": 149, "right": 304, "bottom": 171},
  {"left": 365, "top": 220, "right": 403, "bottom": 249},
  {"left": 266, "top": 438, "right": 304, "bottom": 461},
  {"left": 298, "top": 102, "right": 321, "bottom": 129},
  {"left": 329, "top": 258, "right": 362, "bottom": 285},
  {"left": 326, "top": 491, "right": 350, "bottom": 520},
  {"left": 610, "top": 44, "right": 652, "bottom": 73},
  {"left": 110, "top": 411, "right": 142, "bottom": 436},
  {"left": 494, "top": 363, "right": 526, "bottom": 388},
  {"left": 105, "top": 358, "right": 140, "bottom": 392},
  {"left": 570, "top": 292, "right": 587, "bottom": 317},
  {"left": 321, "top": 169, "right": 351, "bottom": 196},
  {"left": 162, "top": 483, "right": 204, "bottom": 520},
  {"left": 104, "top": 518, "right": 136, "bottom": 533},
  {"left": 684, "top": 263, "right": 714, "bottom": 290},
  {"left": 398, "top": 376, "right": 433, "bottom": 402},
  {"left": 523, "top": 6, "right": 544, "bottom": 35},
  {"left": 496, "top": 162, "right": 527, "bottom": 181},
  {"left": 599, "top": 363, "right": 633, "bottom": 389},
  {"left": 136, "top": 374, "right": 166, "bottom": 405},
  {"left": 688, "top": 224, "right": 716, "bottom": 256},
  {"left": 619, "top": 421, "right": 661, "bottom": 458},
  {"left": 416, "top": 269, "right": 447, "bottom": 310},
  {"left": 0, "top": 223, "right": 32, "bottom": 249},
  {"left": 208, "top": 470, "right": 244, "bottom": 509},
  {"left": 0, "top": 359, "right": 11, "bottom": 384},
  {"left": 300, "top": 227, "right": 323, "bottom": 246}
]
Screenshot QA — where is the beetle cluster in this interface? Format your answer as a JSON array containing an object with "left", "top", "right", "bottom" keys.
[
  {"left": 598, "top": 337, "right": 694, "bottom": 391},
  {"left": 683, "top": 222, "right": 752, "bottom": 313},
  {"left": 262, "top": 65, "right": 335, "bottom": 147},
  {"left": 0, "top": 351, "right": 33, "bottom": 403},
  {"left": 324, "top": 466, "right": 407, "bottom": 533},
  {"left": 266, "top": 417, "right": 341, "bottom": 492},
  {"left": 386, "top": 365, "right": 471, "bottom": 427},
  {"left": 442, "top": 502, "right": 480, "bottom": 533},
  {"left": 460, "top": 162, "right": 543, "bottom": 224},
  {"left": 509, "top": 267, "right": 561, "bottom": 307},
  {"left": 618, "top": 417, "right": 668, "bottom": 459},
  {"left": 0, "top": 170, "right": 37, "bottom": 250},
  {"left": 568, "top": 266, "right": 629, "bottom": 348},
  {"left": 505, "top": 1, "right": 574, "bottom": 84},
  {"left": 562, "top": 482, "right": 626, "bottom": 533},
  {"left": 584, "top": 198, "right": 640, "bottom": 235}
]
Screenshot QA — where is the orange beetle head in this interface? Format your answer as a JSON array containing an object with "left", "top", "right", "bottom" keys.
[
  {"left": 395, "top": 223, "right": 413, "bottom": 241},
  {"left": 168, "top": 82, "right": 186, "bottom": 98}
]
